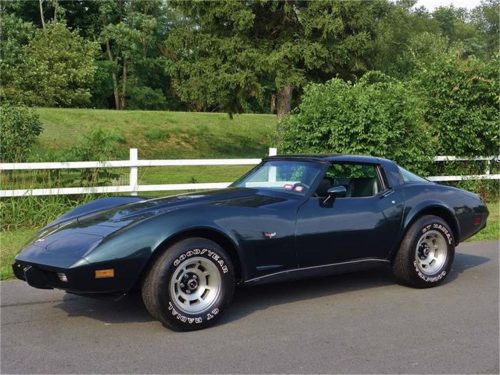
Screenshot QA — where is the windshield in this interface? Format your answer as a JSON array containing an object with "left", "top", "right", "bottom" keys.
[{"left": 232, "top": 160, "right": 323, "bottom": 195}]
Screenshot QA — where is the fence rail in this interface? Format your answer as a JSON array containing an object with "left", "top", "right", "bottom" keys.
[{"left": 0, "top": 148, "right": 498, "bottom": 198}]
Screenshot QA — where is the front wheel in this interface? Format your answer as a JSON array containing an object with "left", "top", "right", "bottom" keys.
[
  {"left": 142, "top": 237, "right": 235, "bottom": 331},
  {"left": 392, "top": 215, "right": 455, "bottom": 288}
]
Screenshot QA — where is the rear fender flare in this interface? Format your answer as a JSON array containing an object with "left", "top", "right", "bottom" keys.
[{"left": 392, "top": 200, "right": 459, "bottom": 258}]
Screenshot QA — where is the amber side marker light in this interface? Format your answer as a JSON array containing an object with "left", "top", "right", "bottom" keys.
[{"left": 95, "top": 269, "right": 115, "bottom": 279}]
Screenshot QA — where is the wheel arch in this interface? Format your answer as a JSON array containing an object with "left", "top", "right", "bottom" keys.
[
  {"left": 135, "top": 226, "right": 244, "bottom": 290},
  {"left": 393, "top": 203, "right": 460, "bottom": 260}
]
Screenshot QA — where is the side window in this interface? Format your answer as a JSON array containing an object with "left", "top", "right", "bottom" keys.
[
  {"left": 398, "top": 166, "right": 428, "bottom": 183},
  {"left": 315, "top": 163, "right": 383, "bottom": 198}
]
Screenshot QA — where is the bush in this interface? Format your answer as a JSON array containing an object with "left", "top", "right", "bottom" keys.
[
  {"left": 69, "top": 128, "right": 126, "bottom": 185},
  {"left": 279, "top": 75, "right": 435, "bottom": 174},
  {"left": 412, "top": 51, "right": 499, "bottom": 157},
  {"left": 0, "top": 104, "right": 42, "bottom": 162},
  {"left": 127, "top": 85, "right": 168, "bottom": 110}
]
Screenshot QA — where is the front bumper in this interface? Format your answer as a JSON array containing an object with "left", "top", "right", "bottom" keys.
[{"left": 12, "top": 258, "right": 143, "bottom": 295}]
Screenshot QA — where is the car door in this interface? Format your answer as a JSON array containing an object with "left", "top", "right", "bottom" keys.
[{"left": 295, "top": 162, "right": 404, "bottom": 267}]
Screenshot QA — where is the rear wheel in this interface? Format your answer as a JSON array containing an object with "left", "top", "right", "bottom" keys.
[
  {"left": 393, "top": 215, "right": 455, "bottom": 288},
  {"left": 142, "top": 237, "right": 235, "bottom": 331}
]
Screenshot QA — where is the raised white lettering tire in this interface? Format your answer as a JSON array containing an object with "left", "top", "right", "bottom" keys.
[
  {"left": 142, "top": 237, "right": 235, "bottom": 331},
  {"left": 393, "top": 215, "right": 455, "bottom": 288}
]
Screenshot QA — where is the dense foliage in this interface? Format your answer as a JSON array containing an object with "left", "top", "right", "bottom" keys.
[
  {"left": 0, "top": 105, "right": 43, "bottom": 162},
  {"left": 1, "top": 0, "right": 497, "bottom": 118},
  {"left": 5, "top": 22, "right": 98, "bottom": 107},
  {"left": 165, "top": 0, "right": 388, "bottom": 118},
  {"left": 279, "top": 75, "right": 434, "bottom": 173},
  {"left": 412, "top": 51, "right": 499, "bottom": 157}
]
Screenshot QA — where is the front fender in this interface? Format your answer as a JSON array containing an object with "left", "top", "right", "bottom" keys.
[{"left": 83, "top": 206, "right": 244, "bottom": 291}]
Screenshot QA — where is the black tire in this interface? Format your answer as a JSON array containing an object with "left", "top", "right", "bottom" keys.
[
  {"left": 141, "top": 237, "right": 235, "bottom": 331},
  {"left": 393, "top": 215, "right": 455, "bottom": 288}
]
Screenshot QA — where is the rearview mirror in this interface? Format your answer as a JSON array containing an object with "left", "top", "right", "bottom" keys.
[
  {"left": 327, "top": 185, "right": 347, "bottom": 198},
  {"left": 321, "top": 185, "right": 346, "bottom": 207}
]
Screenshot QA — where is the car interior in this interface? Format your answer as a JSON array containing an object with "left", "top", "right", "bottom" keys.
[{"left": 315, "top": 163, "right": 382, "bottom": 198}]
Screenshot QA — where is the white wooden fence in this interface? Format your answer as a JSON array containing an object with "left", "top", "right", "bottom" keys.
[{"left": 0, "top": 148, "right": 498, "bottom": 198}]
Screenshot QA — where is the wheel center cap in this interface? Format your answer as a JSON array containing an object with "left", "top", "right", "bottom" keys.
[{"left": 187, "top": 279, "right": 198, "bottom": 290}]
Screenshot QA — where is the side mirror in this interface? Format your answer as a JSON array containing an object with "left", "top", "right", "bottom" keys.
[
  {"left": 321, "top": 185, "right": 346, "bottom": 207},
  {"left": 327, "top": 185, "right": 347, "bottom": 198}
]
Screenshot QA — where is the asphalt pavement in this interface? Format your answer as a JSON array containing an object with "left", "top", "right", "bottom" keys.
[{"left": 1, "top": 241, "right": 498, "bottom": 374}]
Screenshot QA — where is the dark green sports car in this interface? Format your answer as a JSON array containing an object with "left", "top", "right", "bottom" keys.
[{"left": 13, "top": 155, "right": 489, "bottom": 331}]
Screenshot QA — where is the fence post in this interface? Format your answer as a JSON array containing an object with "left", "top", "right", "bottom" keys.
[
  {"left": 129, "top": 148, "right": 138, "bottom": 196},
  {"left": 485, "top": 159, "right": 491, "bottom": 176},
  {"left": 268, "top": 147, "right": 277, "bottom": 182}
]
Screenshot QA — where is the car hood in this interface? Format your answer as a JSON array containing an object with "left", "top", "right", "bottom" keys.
[
  {"left": 36, "top": 187, "right": 285, "bottom": 241},
  {"left": 17, "top": 188, "right": 294, "bottom": 267},
  {"left": 18, "top": 187, "right": 286, "bottom": 268}
]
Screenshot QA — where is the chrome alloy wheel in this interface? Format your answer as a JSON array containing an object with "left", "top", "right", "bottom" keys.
[
  {"left": 415, "top": 230, "right": 448, "bottom": 275},
  {"left": 169, "top": 256, "right": 222, "bottom": 314}
]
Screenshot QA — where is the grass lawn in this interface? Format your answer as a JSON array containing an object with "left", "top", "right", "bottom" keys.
[
  {"left": 466, "top": 201, "right": 499, "bottom": 242},
  {"left": 35, "top": 108, "right": 278, "bottom": 159},
  {"left": 1, "top": 201, "right": 498, "bottom": 280}
]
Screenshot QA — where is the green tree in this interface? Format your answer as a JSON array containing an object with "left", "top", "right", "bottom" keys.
[
  {"left": 432, "top": 5, "right": 482, "bottom": 56},
  {"left": 372, "top": 1, "right": 441, "bottom": 77},
  {"left": 0, "top": 13, "right": 35, "bottom": 103},
  {"left": 8, "top": 22, "right": 98, "bottom": 107},
  {"left": 279, "top": 74, "right": 434, "bottom": 173},
  {"left": 97, "top": 0, "right": 169, "bottom": 110},
  {"left": 470, "top": 0, "right": 500, "bottom": 58},
  {"left": 166, "top": 0, "right": 389, "bottom": 118}
]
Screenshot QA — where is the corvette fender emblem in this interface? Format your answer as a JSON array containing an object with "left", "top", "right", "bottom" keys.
[{"left": 263, "top": 232, "right": 277, "bottom": 239}]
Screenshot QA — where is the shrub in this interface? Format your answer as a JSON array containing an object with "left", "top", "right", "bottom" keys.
[
  {"left": 127, "top": 86, "right": 168, "bottom": 110},
  {"left": 0, "top": 104, "right": 42, "bottom": 162},
  {"left": 412, "top": 51, "right": 499, "bottom": 157},
  {"left": 71, "top": 128, "right": 126, "bottom": 185},
  {"left": 279, "top": 75, "right": 435, "bottom": 174}
]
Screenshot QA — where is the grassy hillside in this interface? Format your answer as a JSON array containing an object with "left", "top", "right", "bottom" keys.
[
  {"left": 3, "top": 108, "right": 279, "bottom": 191},
  {"left": 35, "top": 108, "right": 278, "bottom": 159}
]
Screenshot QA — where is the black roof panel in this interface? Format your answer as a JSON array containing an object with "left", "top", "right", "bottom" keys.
[{"left": 264, "top": 154, "right": 391, "bottom": 164}]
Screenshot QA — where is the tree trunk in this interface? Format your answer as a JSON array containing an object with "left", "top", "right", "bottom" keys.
[
  {"left": 276, "top": 84, "right": 293, "bottom": 120},
  {"left": 105, "top": 40, "right": 121, "bottom": 110},
  {"left": 270, "top": 94, "right": 276, "bottom": 114},
  {"left": 53, "top": 0, "right": 58, "bottom": 22},
  {"left": 39, "top": 0, "right": 45, "bottom": 29},
  {"left": 120, "top": 59, "right": 128, "bottom": 110}
]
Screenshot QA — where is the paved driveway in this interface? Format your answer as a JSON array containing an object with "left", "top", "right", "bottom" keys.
[{"left": 1, "top": 241, "right": 498, "bottom": 374}]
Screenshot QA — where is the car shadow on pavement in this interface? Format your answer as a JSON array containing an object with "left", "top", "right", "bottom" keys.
[
  {"left": 446, "top": 251, "right": 491, "bottom": 283},
  {"left": 53, "top": 251, "right": 490, "bottom": 326}
]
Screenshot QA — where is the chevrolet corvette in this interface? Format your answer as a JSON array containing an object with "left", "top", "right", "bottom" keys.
[{"left": 13, "top": 155, "right": 488, "bottom": 330}]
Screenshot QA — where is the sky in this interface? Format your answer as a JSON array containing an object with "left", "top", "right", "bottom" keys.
[{"left": 415, "top": 0, "right": 483, "bottom": 11}]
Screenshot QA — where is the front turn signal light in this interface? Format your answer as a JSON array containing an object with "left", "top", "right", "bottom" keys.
[{"left": 95, "top": 269, "right": 115, "bottom": 279}]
